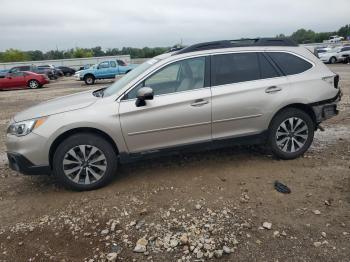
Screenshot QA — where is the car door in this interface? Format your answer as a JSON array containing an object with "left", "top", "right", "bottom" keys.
[
  {"left": 2, "top": 72, "right": 26, "bottom": 89},
  {"left": 109, "top": 61, "right": 118, "bottom": 78},
  {"left": 119, "top": 56, "right": 212, "bottom": 153},
  {"left": 211, "top": 52, "right": 289, "bottom": 139},
  {"left": 96, "top": 61, "right": 110, "bottom": 78}
]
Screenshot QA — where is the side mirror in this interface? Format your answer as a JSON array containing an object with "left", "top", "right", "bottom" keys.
[
  {"left": 135, "top": 87, "right": 154, "bottom": 107},
  {"left": 6, "top": 73, "right": 12, "bottom": 79}
]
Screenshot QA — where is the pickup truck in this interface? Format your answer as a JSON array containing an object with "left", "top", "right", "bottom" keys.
[{"left": 75, "top": 60, "right": 137, "bottom": 85}]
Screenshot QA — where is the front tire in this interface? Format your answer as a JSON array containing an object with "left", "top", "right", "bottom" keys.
[
  {"left": 84, "top": 75, "right": 95, "bottom": 85},
  {"left": 268, "top": 108, "right": 314, "bottom": 160},
  {"left": 53, "top": 133, "right": 117, "bottom": 191},
  {"left": 28, "top": 80, "right": 40, "bottom": 89}
]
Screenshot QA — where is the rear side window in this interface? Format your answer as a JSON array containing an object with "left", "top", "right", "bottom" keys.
[
  {"left": 267, "top": 52, "right": 312, "bottom": 75},
  {"left": 211, "top": 53, "right": 260, "bottom": 86}
]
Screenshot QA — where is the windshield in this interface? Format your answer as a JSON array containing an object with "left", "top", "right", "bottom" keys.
[{"left": 103, "top": 59, "right": 159, "bottom": 97}]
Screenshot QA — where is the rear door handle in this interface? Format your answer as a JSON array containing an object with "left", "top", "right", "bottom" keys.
[
  {"left": 191, "top": 99, "right": 209, "bottom": 107},
  {"left": 265, "top": 86, "right": 282, "bottom": 93}
]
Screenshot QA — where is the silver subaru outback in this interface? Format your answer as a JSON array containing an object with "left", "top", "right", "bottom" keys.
[{"left": 6, "top": 38, "right": 341, "bottom": 190}]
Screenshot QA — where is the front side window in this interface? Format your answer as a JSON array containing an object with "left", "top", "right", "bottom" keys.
[
  {"left": 126, "top": 57, "right": 206, "bottom": 99},
  {"left": 267, "top": 52, "right": 312, "bottom": 75},
  {"left": 11, "top": 72, "right": 24, "bottom": 77},
  {"left": 110, "top": 61, "right": 116, "bottom": 68},
  {"left": 99, "top": 62, "right": 110, "bottom": 69},
  {"left": 211, "top": 52, "right": 260, "bottom": 86}
]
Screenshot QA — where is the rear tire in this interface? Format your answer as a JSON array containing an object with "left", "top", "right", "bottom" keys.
[
  {"left": 268, "top": 108, "right": 314, "bottom": 159},
  {"left": 52, "top": 133, "right": 117, "bottom": 191},
  {"left": 28, "top": 79, "right": 40, "bottom": 89},
  {"left": 84, "top": 75, "right": 95, "bottom": 85},
  {"left": 329, "top": 57, "right": 337, "bottom": 64}
]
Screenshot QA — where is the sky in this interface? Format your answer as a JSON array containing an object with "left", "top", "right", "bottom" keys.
[{"left": 0, "top": 0, "right": 349, "bottom": 51}]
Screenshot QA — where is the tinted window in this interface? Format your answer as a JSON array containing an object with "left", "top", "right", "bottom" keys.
[
  {"left": 267, "top": 52, "right": 312, "bottom": 75},
  {"left": 99, "top": 62, "right": 109, "bottom": 69},
  {"left": 258, "top": 53, "right": 280, "bottom": 79},
  {"left": 211, "top": 53, "right": 260, "bottom": 86},
  {"left": 11, "top": 72, "right": 24, "bottom": 77},
  {"left": 110, "top": 61, "right": 116, "bottom": 68},
  {"left": 127, "top": 57, "right": 206, "bottom": 99},
  {"left": 117, "top": 60, "right": 127, "bottom": 66},
  {"left": 341, "top": 47, "right": 350, "bottom": 52}
]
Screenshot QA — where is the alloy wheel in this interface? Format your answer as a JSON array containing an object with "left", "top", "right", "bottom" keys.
[
  {"left": 63, "top": 145, "right": 107, "bottom": 185},
  {"left": 29, "top": 80, "right": 39, "bottom": 89},
  {"left": 275, "top": 117, "right": 309, "bottom": 153}
]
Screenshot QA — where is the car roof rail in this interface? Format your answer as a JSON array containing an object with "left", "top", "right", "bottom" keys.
[{"left": 173, "top": 38, "right": 298, "bottom": 55}]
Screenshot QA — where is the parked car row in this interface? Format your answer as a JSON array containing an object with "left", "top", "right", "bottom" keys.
[{"left": 317, "top": 46, "right": 350, "bottom": 64}]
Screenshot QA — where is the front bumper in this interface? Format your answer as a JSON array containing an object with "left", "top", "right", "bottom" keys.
[
  {"left": 7, "top": 152, "right": 50, "bottom": 175},
  {"left": 74, "top": 74, "right": 82, "bottom": 81}
]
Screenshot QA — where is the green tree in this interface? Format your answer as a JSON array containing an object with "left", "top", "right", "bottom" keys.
[
  {"left": 290, "top": 29, "right": 316, "bottom": 44},
  {"left": 0, "top": 49, "right": 29, "bottom": 62},
  {"left": 338, "top": 24, "right": 350, "bottom": 38},
  {"left": 73, "top": 48, "right": 93, "bottom": 58}
]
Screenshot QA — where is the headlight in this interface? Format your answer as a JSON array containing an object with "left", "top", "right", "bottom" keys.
[{"left": 7, "top": 117, "right": 47, "bottom": 137}]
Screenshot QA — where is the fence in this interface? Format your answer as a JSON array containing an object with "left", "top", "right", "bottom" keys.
[{"left": 0, "top": 55, "right": 131, "bottom": 70}]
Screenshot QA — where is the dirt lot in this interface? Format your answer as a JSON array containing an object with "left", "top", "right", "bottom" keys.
[{"left": 0, "top": 65, "right": 349, "bottom": 262}]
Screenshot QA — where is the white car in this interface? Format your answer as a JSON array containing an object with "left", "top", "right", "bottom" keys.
[{"left": 319, "top": 46, "right": 350, "bottom": 64}]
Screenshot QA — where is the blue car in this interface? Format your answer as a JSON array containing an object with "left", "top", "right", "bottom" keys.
[{"left": 75, "top": 59, "right": 137, "bottom": 85}]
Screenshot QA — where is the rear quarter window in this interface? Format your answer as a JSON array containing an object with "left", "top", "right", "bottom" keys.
[{"left": 267, "top": 52, "right": 313, "bottom": 76}]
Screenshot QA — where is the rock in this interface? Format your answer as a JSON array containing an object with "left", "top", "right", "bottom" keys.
[
  {"left": 110, "top": 221, "right": 118, "bottom": 232},
  {"left": 214, "top": 250, "right": 223, "bottom": 258},
  {"left": 262, "top": 222, "right": 272, "bottom": 230},
  {"left": 180, "top": 233, "right": 188, "bottom": 245},
  {"left": 134, "top": 238, "right": 148, "bottom": 253},
  {"left": 170, "top": 239, "right": 179, "bottom": 247},
  {"left": 313, "top": 242, "right": 322, "bottom": 247},
  {"left": 281, "top": 231, "right": 287, "bottom": 236},
  {"left": 135, "top": 220, "right": 145, "bottom": 230},
  {"left": 313, "top": 210, "right": 321, "bottom": 215},
  {"left": 106, "top": 252, "right": 118, "bottom": 262},
  {"left": 321, "top": 232, "right": 327, "bottom": 238},
  {"left": 241, "top": 222, "right": 252, "bottom": 229},
  {"left": 195, "top": 204, "right": 201, "bottom": 210},
  {"left": 223, "top": 246, "right": 231, "bottom": 254},
  {"left": 196, "top": 250, "right": 203, "bottom": 259},
  {"left": 101, "top": 229, "right": 109, "bottom": 236},
  {"left": 273, "top": 231, "right": 280, "bottom": 237}
]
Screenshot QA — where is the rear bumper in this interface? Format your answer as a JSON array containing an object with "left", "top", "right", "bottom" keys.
[
  {"left": 310, "top": 90, "right": 342, "bottom": 123},
  {"left": 7, "top": 152, "right": 50, "bottom": 175}
]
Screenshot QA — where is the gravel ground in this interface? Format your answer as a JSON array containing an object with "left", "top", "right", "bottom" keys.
[{"left": 0, "top": 65, "right": 349, "bottom": 262}]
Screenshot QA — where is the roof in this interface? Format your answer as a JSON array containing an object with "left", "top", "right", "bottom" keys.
[{"left": 172, "top": 38, "right": 298, "bottom": 55}]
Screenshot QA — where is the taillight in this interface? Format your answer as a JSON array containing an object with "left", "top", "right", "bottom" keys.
[
  {"left": 322, "top": 75, "right": 340, "bottom": 89},
  {"left": 334, "top": 74, "right": 339, "bottom": 89}
]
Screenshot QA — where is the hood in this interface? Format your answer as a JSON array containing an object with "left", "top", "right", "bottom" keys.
[{"left": 14, "top": 90, "right": 98, "bottom": 122}]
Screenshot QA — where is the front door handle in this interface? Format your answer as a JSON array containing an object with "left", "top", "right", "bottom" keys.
[
  {"left": 191, "top": 99, "right": 209, "bottom": 107},
  {"left": 265, "top": 86, "right": 282, "bottom": 93}
]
